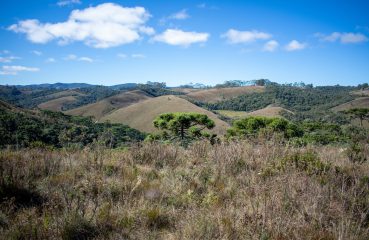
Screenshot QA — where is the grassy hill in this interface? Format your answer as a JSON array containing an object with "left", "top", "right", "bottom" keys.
[
  {"left": 331, "top": 97, "right": 369, "bottom": 112},
  {"left": 217, "top": 106, "right": 293, "bottom": 119},
  {"left": 38, "top": 96, "right": 79, "bottom": 111},
  {"left": 101, "top": 95, "right": 229, "bottom": 135},
  {"left": 65, "top": 90, "right": 152, "bottom": 120},
  {"left": 185, "top": 86, "right": 265, "bottom": 103}
]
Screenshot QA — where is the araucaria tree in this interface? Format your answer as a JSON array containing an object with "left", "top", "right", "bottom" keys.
[
  {"left": 343, "top": 108, "right": 369, "bottom": 126},
  {"left": 152, "top": 112, "right": 215, "bottom": 145}
]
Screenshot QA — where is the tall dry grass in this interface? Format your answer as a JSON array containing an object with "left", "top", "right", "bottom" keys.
[{"left": 0, "top": 140, "right": 368, "bottom": 239}]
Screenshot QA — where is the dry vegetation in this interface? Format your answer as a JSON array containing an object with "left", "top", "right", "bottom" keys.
[
  {"left": 1, "top": 140, "right": 368, "bottom": 239},
  {"left": 217, "top": 106, "right": 293, "bottom": 119},
  {"left": 38, "top": 96, "right": 79, "bottom": 111},
  {"left": 65, "top": 90, "right": 152, "bottom": 120},
  {"left": 185, "top": 86, "right": 265, "bottom": 103},
  {"left": 101, "top": 95, "right": 229, "bottom": 135},
  {"left": 332, "top": 97, "right": 369, "bottom": 112}
]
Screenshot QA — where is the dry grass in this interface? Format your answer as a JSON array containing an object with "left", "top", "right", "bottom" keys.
[
  {"left": 38, "top": 96, "right": 78, "bottom": 111},
  {"left": 0, "top": 140, "right": 368, "bottom": 239},
  {"left": 185, "top": 86, "right": 265, "bottom": 103},
  {"left": 331, "top": 97, "right": 369, "bottom": 112},
  {"left": 65, "top": 90, "right": 152, "bottom": 120},
  {"left": 217, "top": 107, "right": 293, "bottom": 119},
  {"left": 101, "top": 95, "right": 229, "bottom": 135}
]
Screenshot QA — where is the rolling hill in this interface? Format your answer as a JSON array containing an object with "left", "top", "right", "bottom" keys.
[
  {"left": 38, "top": 96, "right": 79, "bottom": 111},
  {"left": 185, "top": 86, "right": 265, "bottom": 103},
  {"left": 37, "top": 90, "right": 86, "bottom": 111},
  {"left": 101, "top": 95, "right": 229, "bottom": 135},
  {"left": 217, "top": 106, "right": 293, "bottom": 119},
  {"left": 331, "top": 97, "right": 369, "bottom": 112},
  {"left": 65, "top": 90, "right": 152, "bottom": 120}
]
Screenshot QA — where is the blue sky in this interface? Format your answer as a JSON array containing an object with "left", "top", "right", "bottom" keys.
[{"left": 0, "top": 0, "right": 369, "bottom": 86}]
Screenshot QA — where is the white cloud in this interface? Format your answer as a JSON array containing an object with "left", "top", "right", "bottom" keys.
[
  {"left": 8, "top": 3, "right": 154, "bottom": 48},
  {"left": 131, "top": 54, "right": 146, "bottom": 59},
  {"left": 285, "top": 40, "right": 306, "bottom": 51},
  {"left": 169, "top": 9, "right": 189, "bottom": 20},
  {"left": 318, "top": 32, "right": 368, "bottom": 44},
  {"left": 64, "top": 54, "right": 93, "bottom": 62},
  {"left": 31, "top": 50, "right": 42, "bottom": 56},
  {"left": 57, "top": 0, "right": 81, "bottom": 7},
  {"left": 78, "top": 57, "right": 93, "bottom": 62},
  {"left": 0, "top": 65, "right": 40, "bottom": 75},
  {"left": 153, "top": 29, "right": 209, "bottom": 47},
  {"left": 0, "top": 56, "right": 20, "bottom": 63},
  {"left": 263, "top": 40, "right": 279, "bottom": 52},
  {"left": 222, "top": 29, "right": 272, "bottom": 44},
  {"left": 46, "top": 58, "right": 56, "bottom": 63}
]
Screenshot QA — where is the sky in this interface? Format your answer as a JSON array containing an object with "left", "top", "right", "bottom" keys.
[{"left": 0, "top": 0, "right": 369, "bottom": 87}]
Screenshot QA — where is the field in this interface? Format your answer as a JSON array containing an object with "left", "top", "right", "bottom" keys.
[
  {"left": 1, "top": 140, "right": 368, "bottom": 239},
  {"left": 101, "top": 95, "right": 229, "bottom": 135},
  {"left": 65, "top": 90, "right": 152, "bottom": 120},
  {"left": 185, "top": 86, "right": 265, "bottom": 103},
  {"left": 217, "top": 106, "right": 293, "bottom": 119}
]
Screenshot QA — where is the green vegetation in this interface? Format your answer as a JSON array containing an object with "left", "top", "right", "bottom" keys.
[
  {"left": 342, "top": 108, "right": 369, "bottom": 126},
  {"left": 0, "top": 107, "right": 145, "bottom": 149},
  {"left": 204, "top": 84, "right": 356, "bottom": 124},
  {"left": 148, "top": 112, "right": 216, "bottom": 145}
]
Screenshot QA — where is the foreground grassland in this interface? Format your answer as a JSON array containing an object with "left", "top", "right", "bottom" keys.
[{"left": 1, "top": 141, "right": 368, "bottom": 239}]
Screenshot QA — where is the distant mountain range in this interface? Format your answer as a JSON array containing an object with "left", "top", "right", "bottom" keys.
[{"left": 14, "top": 82, "right": 139, "bottom": 90}]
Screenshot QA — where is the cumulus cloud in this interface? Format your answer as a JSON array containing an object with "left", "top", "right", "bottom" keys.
[
  {"left": 263, "top": 40, "right": 279, "bottom": 52},
  {"left": 169, "top": 9, "right": 189, "bottom": 20},
  {"left": 8, "top": 3, "right": 154, "bottom": 48},
  {"left": 78, "top": 57, "right": 93, "bottom": 62},
  {"left": 153, "top": 29, "right": 209, "bottom": 47},
  {"left": 285, "top": 40, "right": 306, "bottom": 51},
  {"left": 222, "top": 29, "right": 272, "bottom": 44},
  {"left": 57, "top": 0, "right": 81, "bottom": 7},
  {"left": 0, "top": 65, "right": 40, "bottom": 75},
  {"left": 317, "top": 32, "right": 368, "bottom": 44}
]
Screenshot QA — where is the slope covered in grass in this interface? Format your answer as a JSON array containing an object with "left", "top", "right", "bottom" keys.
[
  {"left": 331, "top": 97, "right": 369, "bottom": 112},
  {"left": 185, "top": 86, "right": 265, "bottom": 103},
  {"left": 101, "top": 95, "right": 229, "bottom": 135},
  {"left": 65, "top": 90, "right": 152, "bottom": 120}
]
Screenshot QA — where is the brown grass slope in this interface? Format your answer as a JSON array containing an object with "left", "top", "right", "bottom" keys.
[
  {"left": 65, "top": 90, "right": 152, "bottom": 120},
  {"left": 246, "top": 106, "right": 294, "bottom": 117},
  {"left": 101, "top": 95, "right": 229, "bottom": 135},
  {"left": 217, "top": 106, "right": 293, "bottom": 119},
  {"left": 36, "top": 90, "right": 86, "bottom": 111},
  {"left": 38, "top": 96, "right": 78, "bottom": 111},
  {"left": 331, "top": 97, "right": 369, "bottom": 112},
  {"left": 185, "top": 86, "right": 265, "bottom": 103}
]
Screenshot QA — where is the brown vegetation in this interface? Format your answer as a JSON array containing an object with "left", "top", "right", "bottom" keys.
[
  {"left": 101, "top": 95, "right": 229, "bottom": 135},
  {"left": 65, "top": 90, "right": 152, "bottom": 120},
  {"left": 0, "top": 140, "right": 368, "bottom": 239},
  {"left": 185, "top": 86, "right": 265, "bottom": 103}
]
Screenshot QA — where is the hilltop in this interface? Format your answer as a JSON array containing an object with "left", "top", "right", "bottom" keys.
[
  {"left": 101, "top": 95, "right": 229, "bottom": 135},
  {"left": 65, "top": 90, "right": 152, "bottom": 120}
]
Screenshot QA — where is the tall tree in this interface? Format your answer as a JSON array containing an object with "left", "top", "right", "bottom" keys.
[
  {"left": 153, "top": 112, "right": 215, "bottom": 144},
  {"left": 343, "top": 108, "right": 369, "bottom": 126}
]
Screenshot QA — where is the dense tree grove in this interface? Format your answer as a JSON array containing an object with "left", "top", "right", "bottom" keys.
[{"left": 0, "top": 108, "right": 145, "bottom": 149}]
